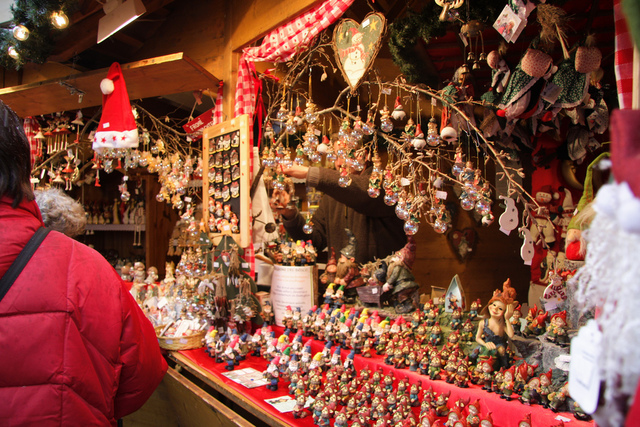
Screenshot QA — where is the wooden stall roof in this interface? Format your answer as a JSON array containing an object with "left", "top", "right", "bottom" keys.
[{"left": 0, "top": 52, "right": 219, "bottom": 118}]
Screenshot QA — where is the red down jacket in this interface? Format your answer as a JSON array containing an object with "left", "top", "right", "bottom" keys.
[{"left": 0, "top": 197, "right": 167, "bottom": 426}]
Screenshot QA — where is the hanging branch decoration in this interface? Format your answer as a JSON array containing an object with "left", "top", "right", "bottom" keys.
[{"left": 257, "top": 25, "right": 546, "bottom": 238}]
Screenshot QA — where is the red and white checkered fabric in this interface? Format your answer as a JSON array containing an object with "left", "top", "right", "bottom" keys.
[
  {"left": 233, "top": 0, "right": 353, "bottom": 277},
  {"left": 614, "top": 0, "right": 634, "bottom": 109},
  {"left": 213, "top": 81, "right": 224, "bottom": 125},
  {"left": 234, "top": 0, "right": 354, "bottom": 118},
  {"left": 23, "top": 117, "right": 40, "bottom": 168}
]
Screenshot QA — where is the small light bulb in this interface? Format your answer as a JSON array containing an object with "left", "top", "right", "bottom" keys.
[
  {"left": 51, "top": 11, "right": 69, "bottom": 29},
  {"left": 12, "top": 25, "right": 29, "bottom": 41},
  {"left": 7, "top": 46, "right": 19, "bottom": 60}
]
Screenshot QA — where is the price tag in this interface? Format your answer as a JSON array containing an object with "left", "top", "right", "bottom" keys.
[
  {"left": 569, "top": 319, "right": 602, "bottom": 414},
  {"left": 436, "top": 190, "right": 448, "bottom": 200},
  {"left": 371, "top": 287, "right": 378, "bottom": 294},
  {"left": 541, "top": 82, "right": 563, "bottom": 104}
]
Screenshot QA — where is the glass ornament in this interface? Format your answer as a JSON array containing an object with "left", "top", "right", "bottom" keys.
[
  {"left": 285, "top": 119, "right": 297, "bottom": 135},
  {"left": 475, "top": 199, "right": 492, "bottom": 216},
  {"left": 303, "top": 221, "right": 313, "bottom": 234},
  {"left": 434, "top": 219, "right": 449, "bottom": 234},
  {"left": 276, "top": 103, "right": 288, "bottom": 122},
  {"left": 451, "top": 163, "right": 465, "bottom": 178},
  {"left": 384, "top": 191, "right": 399, "bottom": 206},
  {"left": 120, "top": 191, "right": 131, "bottom": 202},
  {"left": 308, "top": 152, "right": 322, "bottom": 163},
  {"left": 103, "top": 159, "right": 114, "bottom": 174},
  {"left": 338, "top": 175, "right": 352, "bottom": 188},
  {"left": 460, "top": 196, "right": 475, "bottom": 211},
  {"left": 368, "top": 186, "right": 380, "bottom": 198},
  {"left": 156, "top": 191, "right": 165, "bottom": 203},
  {"left": 362, "top": 121, "right": 374, "bottom": 135},
  {"left": 304, "top": 102, "right": 318, "bottom": 123},
  {"left": 380, "top": 119, "right": 394, "bottom": 133},
  {"left": 465, "top": 183, "right": 479, "bottom": 201},
  {"left": 395, "top": 204, "right": 410, "bottom": 221},
  {"left": 404, "top": 219, "right": 419, "bottom": 235}
]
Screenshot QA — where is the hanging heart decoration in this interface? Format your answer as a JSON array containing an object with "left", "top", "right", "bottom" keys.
[{"left": 333, "top": 12, "right": 386, "bottom": 93}]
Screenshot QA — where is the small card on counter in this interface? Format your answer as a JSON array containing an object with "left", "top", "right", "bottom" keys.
[
  {"left": 222, "top": 368, "right": 269, "bottom": 389},
  {"left": 264, "top": 395, "right": 315, "bottom": 413}
]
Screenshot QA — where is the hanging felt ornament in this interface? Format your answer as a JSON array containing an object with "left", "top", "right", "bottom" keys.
[
  {"left": 411, "top": 123, "right": 427, "bottom": 150},
  {"left": 498, "top": 195, "right": 519, "bottom": 235},
  {"left": 519, "top": 225, "right": 535, "bottom": 265},
  {"left": 392, "top": 96, "right": 406, "bottom": 121}
]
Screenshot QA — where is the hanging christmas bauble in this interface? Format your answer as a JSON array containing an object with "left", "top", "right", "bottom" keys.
[
  {"left": 384, "top": 191, "right": 399, "bottom": 206},
  {"left": 460, "top": 196, "right": 475, "bottom": 211},
  {"left": 451, "top": 163, "right": 465, "bottom": 177},
  {"left": 395, "top": 203, "right": 410, "bottom": 221},
  {"left": 285, "top": 120, "right": 297, "bottom": 135},
  {"left": 475, "top": 199, "right": 492, "bottom": 215},
  {"left": 303, "top": 222, "right": 314, "bottom": 234},
  {"left": 308, "top": 152, "right": 322, "bottom": 163},
  {"left": 380, "top": 119, "right": 394, "bottom": 133},
  {"left": 465, "top": 183, "right": 479, "bottom": 201},
  {"left": 103, "top": 159, "right": 114, "bottom": 174},
  {"left": 156, "top": 190, "right": 166, "bottom": 203},
  {"left": 276, "top": 104, "right": 288, "bottom": 122},
  {"left": 120, "top": 191, "right": 131, "bottom": 202},
  {"left": 304, "top": 102, "right": 318, "bottom": 123},
  {"left": 368, "top": 186, "right": 380, "bottom": 198},
  {"left": 481, "top": 212, "right": 495, "bottom": 226},
  {"left": 404, "top": 219, "right": 419, "bottom": 235},
  {"left": 338, "top": 175, "right": 352, "bottom": 188},
  {"left": 434, "top": 219, "right": 449, "bottom": 234},
  {"left": 362, "top": 121, "right": 375, "bottom": 135}
]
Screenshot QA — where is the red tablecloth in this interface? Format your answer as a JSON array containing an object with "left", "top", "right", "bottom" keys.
[{"left": 178, "top": 334, "right": 594, "bottom": 427}]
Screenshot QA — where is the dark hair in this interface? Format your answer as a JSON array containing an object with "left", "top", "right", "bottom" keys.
[{"left": 0, "top": 100, "right": 33, "bottom": 207}]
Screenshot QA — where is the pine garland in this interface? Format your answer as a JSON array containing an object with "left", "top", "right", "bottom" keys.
[{"left": 0, "top": 0, "right": 79, "bottom": 70}]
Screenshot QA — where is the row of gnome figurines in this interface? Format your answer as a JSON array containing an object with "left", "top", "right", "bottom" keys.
[
  {"left": 202, "top": 324, "right": 586, "bottom": 427},
  {"left": 201, "top": 307, "right": 587, "bottom": 421},
  {"left": 276, "top": 298, "right": 571, "bottom": 355}
]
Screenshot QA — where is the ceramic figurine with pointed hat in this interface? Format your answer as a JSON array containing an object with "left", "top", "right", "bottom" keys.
[
  {"left": 546, "top": 310, "right": 570, "bottom": 345},
  {"left": 537, "top": 369, "right": 553, "bottom": 408},
  {"left": 468, "top": 298, "right": 481, "bottom": 321},
  {"left": 519, "top": 375, "right": 541, "bottom": 406},
  {"left": 510, "top": 304, "right": 524, "bottom": 335},
  {"left": 524, "top": 310, "right": 549, "bottom": 337},
  {"left": 381, "top": 236, "right": 420, "bottom": 314}
]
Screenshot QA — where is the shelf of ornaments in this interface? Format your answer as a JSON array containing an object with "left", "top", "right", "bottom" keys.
[{"left": 85, "top": 224, "right": 146, "bottom": 231}]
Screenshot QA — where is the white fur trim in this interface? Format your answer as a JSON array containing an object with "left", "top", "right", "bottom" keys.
[
  {"left": 92, "top": 129, "right": 139, "bottom": 152},
  {"left": 100, "top": 78, "right": 114, "bottom": 95}
]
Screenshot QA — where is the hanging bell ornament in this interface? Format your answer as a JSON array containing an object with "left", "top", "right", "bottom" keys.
[
  {"left": 467, "top": 51, "right": 475, "bottom": 62},
  {"left": 472, "top": 61, "right": 481, "bottom": 70}
]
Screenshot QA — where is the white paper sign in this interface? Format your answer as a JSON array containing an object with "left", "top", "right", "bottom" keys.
[
  {"left": 270, "top": 265, "right": 314, "bottom": 326},
  {"left": 569, "top": 319, "right": 602, "bottom": 414}
]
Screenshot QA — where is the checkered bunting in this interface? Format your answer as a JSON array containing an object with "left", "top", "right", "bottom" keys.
[{"left": 614, "top": 0, "right": 634, "bottom": 109}]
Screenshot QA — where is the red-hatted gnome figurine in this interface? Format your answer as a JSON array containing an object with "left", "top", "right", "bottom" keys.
[
  {"left": 93, "top": 62, "right": 139, "bottom": 154},
  {"left": 382, "top": 236, "right": 420, "bottom": 314}
]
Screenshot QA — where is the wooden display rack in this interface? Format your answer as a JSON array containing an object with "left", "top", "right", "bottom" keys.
[{"left": 202, "top": 114, "right": 251, "bottom": 248}]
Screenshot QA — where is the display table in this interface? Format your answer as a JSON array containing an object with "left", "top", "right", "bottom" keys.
[{"left": 168, "top": 335, "right": 594, "bottom": 427}]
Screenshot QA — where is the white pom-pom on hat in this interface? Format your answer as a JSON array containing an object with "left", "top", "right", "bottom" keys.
[
  {"left": 100, "top": 78, "right": 114, "bottom": 95},
  {"left": 616, "top": 182, "right": 640, "bottom": 234}
]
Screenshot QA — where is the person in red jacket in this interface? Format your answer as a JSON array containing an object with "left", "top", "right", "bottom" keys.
[{"left": 0, "top": 99, "right": 167, "bottom": 426}]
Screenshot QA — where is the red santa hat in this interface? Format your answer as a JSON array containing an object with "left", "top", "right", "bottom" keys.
[{"left": 93, "top": 62, "right": 138, "bottom": 153}]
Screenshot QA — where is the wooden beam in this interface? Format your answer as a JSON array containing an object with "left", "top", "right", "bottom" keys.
[
  {"left": 49, "top": 0, "right": 178, "bottom": 63},
  {"left": 0, "top": 53, "right": 220, "bottom": 117},
  {"left": 230, "top": 0, "right": 325, "bottom": 52}
]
